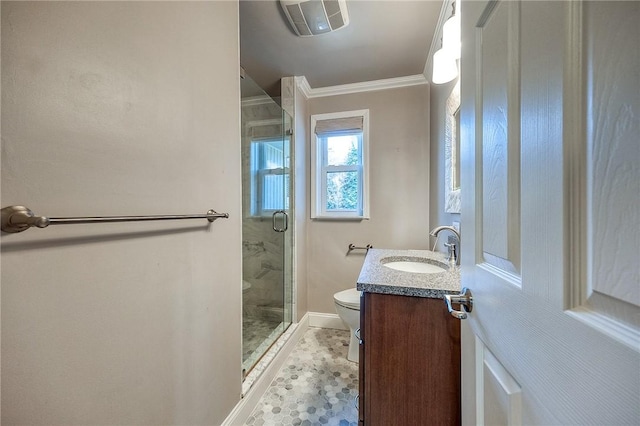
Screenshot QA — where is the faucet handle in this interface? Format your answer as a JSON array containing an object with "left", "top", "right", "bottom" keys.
[{"left": 444, "top": 242, "right": 458, "bottom": 266}]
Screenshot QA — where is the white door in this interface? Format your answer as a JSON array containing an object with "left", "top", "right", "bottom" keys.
[{"left": 458, "top": 1, "right": 639, "bottom": 424}]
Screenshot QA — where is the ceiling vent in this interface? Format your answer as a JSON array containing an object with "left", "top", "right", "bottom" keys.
[{"left": 280, "top": 0, "right": 350, "bottom": 37}]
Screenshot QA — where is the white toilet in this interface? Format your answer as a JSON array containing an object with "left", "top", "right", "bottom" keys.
[{"left": 333, "top": 288, "right": 361, "bottom": 363}]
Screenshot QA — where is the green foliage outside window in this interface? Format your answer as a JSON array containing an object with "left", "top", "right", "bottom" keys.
[{"left": 327, "top": 140, "right": 359, "bottom": 210}]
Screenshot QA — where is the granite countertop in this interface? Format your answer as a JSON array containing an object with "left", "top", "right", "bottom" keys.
[{"left": 356, "top": 248, "right": 461, "bottom": 299}]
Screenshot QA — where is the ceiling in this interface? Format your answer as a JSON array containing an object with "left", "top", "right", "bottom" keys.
[{"left": 239, "top": 0, "right": 445, "bottom": 97}]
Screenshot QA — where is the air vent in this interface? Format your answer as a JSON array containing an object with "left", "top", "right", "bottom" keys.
[{"left": 280, "top": 0, "right": 350, "bottom": 37}]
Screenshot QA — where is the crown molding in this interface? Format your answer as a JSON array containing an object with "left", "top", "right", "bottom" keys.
[
  {"left": 295, "top": 74, "right": 428, "bottom": 99},
  {"left": 294, "top": 76, "right": 312, "bottom": 99}
]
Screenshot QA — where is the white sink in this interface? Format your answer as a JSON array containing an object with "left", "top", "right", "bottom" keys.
[{"left": 382, "top": 258, "right": 447, "bottom": 274}]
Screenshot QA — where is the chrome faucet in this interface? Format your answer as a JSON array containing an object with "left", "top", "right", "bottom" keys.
[{"left": 429, "top": 226, "right": 460, "bottom": 266}]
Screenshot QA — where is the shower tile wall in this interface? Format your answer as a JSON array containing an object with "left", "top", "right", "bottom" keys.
[{"left": 241, "top": 99, "right": 285, "bottom": 320}]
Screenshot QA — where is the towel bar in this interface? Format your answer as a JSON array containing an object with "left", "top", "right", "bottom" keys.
[
  {"left": 1, "top": 205, "right": 229, "bottom": 234},
  {"left": 348, "top": 243, "right": 373, "bottom": 253}
]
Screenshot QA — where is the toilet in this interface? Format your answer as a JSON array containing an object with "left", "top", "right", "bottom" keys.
[{"left": 333, "top": 288, "right": 361, "bottom": 363}]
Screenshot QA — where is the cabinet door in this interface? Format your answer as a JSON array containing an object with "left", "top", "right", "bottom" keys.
[{"left": 363, "top": 292, "right": 460, "bottom": 425}]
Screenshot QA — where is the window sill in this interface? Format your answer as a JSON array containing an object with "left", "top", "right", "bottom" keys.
[{"left": 311, "top": 215, "right": 370, "bottom": 221}]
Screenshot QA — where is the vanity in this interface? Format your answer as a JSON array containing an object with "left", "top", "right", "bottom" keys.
[{"left": 356, "top": 249, "right": 461, "bottom": 425}]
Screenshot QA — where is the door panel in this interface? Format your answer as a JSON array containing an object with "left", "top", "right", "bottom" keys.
[
  {"left": 479, "top": 0, "right": 521, "bottom": 275},
  {"left": 477, "top": 337, "right": 522, "bottom": 426},
  {"left": 571, "top": 1, "right": 640, "bottom": 342},
  {"left": 460, "top": 1, "right": 639, "bottom": 424}
]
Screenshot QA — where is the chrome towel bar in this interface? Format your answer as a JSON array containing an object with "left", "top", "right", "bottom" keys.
[
  {"left": 348, "top": 243, "right": 372, "bottom": 253},
  {"left": 1, "top": 205, "right": 229, "bottom": 234}
]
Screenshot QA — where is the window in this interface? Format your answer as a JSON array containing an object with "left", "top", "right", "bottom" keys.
[
  {"left": 311, "top": 109, "right": 369, "bottom": 219},
  {"left": 251, "top": 138, "right": 289, "bottom": 216}
]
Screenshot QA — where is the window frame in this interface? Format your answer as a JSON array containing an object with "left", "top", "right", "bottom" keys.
[
  {"left": 310, "top": 109, "right": 370, "bottom": 220},
  {"left": 250, "top": 137, "right": 290, "bottom": 217}
]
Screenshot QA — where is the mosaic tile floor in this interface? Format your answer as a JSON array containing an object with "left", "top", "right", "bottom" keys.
[{"left": 245, "top": 327, "right": 359, "bottom": 426}]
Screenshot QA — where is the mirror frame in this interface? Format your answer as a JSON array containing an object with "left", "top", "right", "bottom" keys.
[{"left": 445, "top": 81, "right": 461, "bottom": 214}]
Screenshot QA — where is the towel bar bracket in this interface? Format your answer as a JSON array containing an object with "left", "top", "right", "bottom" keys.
[{"left": 1, "top": 206, "right": 43, "bottom": 233}]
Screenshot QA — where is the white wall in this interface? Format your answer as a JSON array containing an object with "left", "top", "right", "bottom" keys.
[
  {"left": 306, "top": 85, "right": 430, "bottom": 314},
  {"left": 1, "top": 2, "right": 242, "bottom": 424}
]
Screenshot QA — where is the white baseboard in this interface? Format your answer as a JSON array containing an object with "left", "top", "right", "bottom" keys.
[
  {"left": 222, "top": 314, "right": 310, "bottom": 426},
  {"left": 308, "top": 312, "right": 348, "bottom": 330}
]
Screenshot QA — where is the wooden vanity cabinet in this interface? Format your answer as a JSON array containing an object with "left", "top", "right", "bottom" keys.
[{"left": 358, "top": 291, "right": 460, "bottom": 425}]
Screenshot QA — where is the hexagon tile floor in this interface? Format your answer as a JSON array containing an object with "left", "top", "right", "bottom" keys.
[{"left": 245, "top": 327, "right": 359, "bottom": 426}]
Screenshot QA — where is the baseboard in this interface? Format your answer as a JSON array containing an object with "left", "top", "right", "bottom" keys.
[
  {"left": 222, "top": 314, "right": 310, "bottom": 426},
  {"left": 308, "top": 311, "right": 348, "bottom": 330}
]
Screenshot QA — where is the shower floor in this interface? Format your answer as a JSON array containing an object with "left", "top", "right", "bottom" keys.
[{"left": 243, "top": 315, "right": 283, "bottom": 373}]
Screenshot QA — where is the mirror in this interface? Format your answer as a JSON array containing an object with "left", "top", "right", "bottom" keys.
[{"left": 445, "top": 81, "right": 461, "bottom": 213}]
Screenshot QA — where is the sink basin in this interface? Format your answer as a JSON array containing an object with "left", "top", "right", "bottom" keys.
[{"left": 381, "top": 257, "right": 447, "bottom": 274}]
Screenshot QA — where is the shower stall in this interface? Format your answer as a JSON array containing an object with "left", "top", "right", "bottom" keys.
[{"left": 240, "top": 72, "right": 293, "bottom": 376}]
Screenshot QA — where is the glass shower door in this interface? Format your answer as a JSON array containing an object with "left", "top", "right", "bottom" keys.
[
  {"left": 281, "top": 111, "right": 293, "bottom": 334},
  {"left": 241, "top": 73, "right": 293, "bottom": 376}
]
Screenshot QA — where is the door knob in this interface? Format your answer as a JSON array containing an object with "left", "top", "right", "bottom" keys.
[{"left": 444, "top": 287, "right": 473, "bottom": 319}]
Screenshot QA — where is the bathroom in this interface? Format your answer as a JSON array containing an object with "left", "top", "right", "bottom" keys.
[{"left": 2, "top": 1, "right": 638, "bottom": 425}]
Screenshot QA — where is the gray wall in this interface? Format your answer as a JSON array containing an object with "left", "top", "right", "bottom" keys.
[
  {"left": 1, "top": 2, "right": 242, "bottom": 424},
  {"left": 429, "top": 77, "right": 461, "bottom": 252},
  {"left": 306, "top": 85, "right": 431, "bottom": 314}
]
